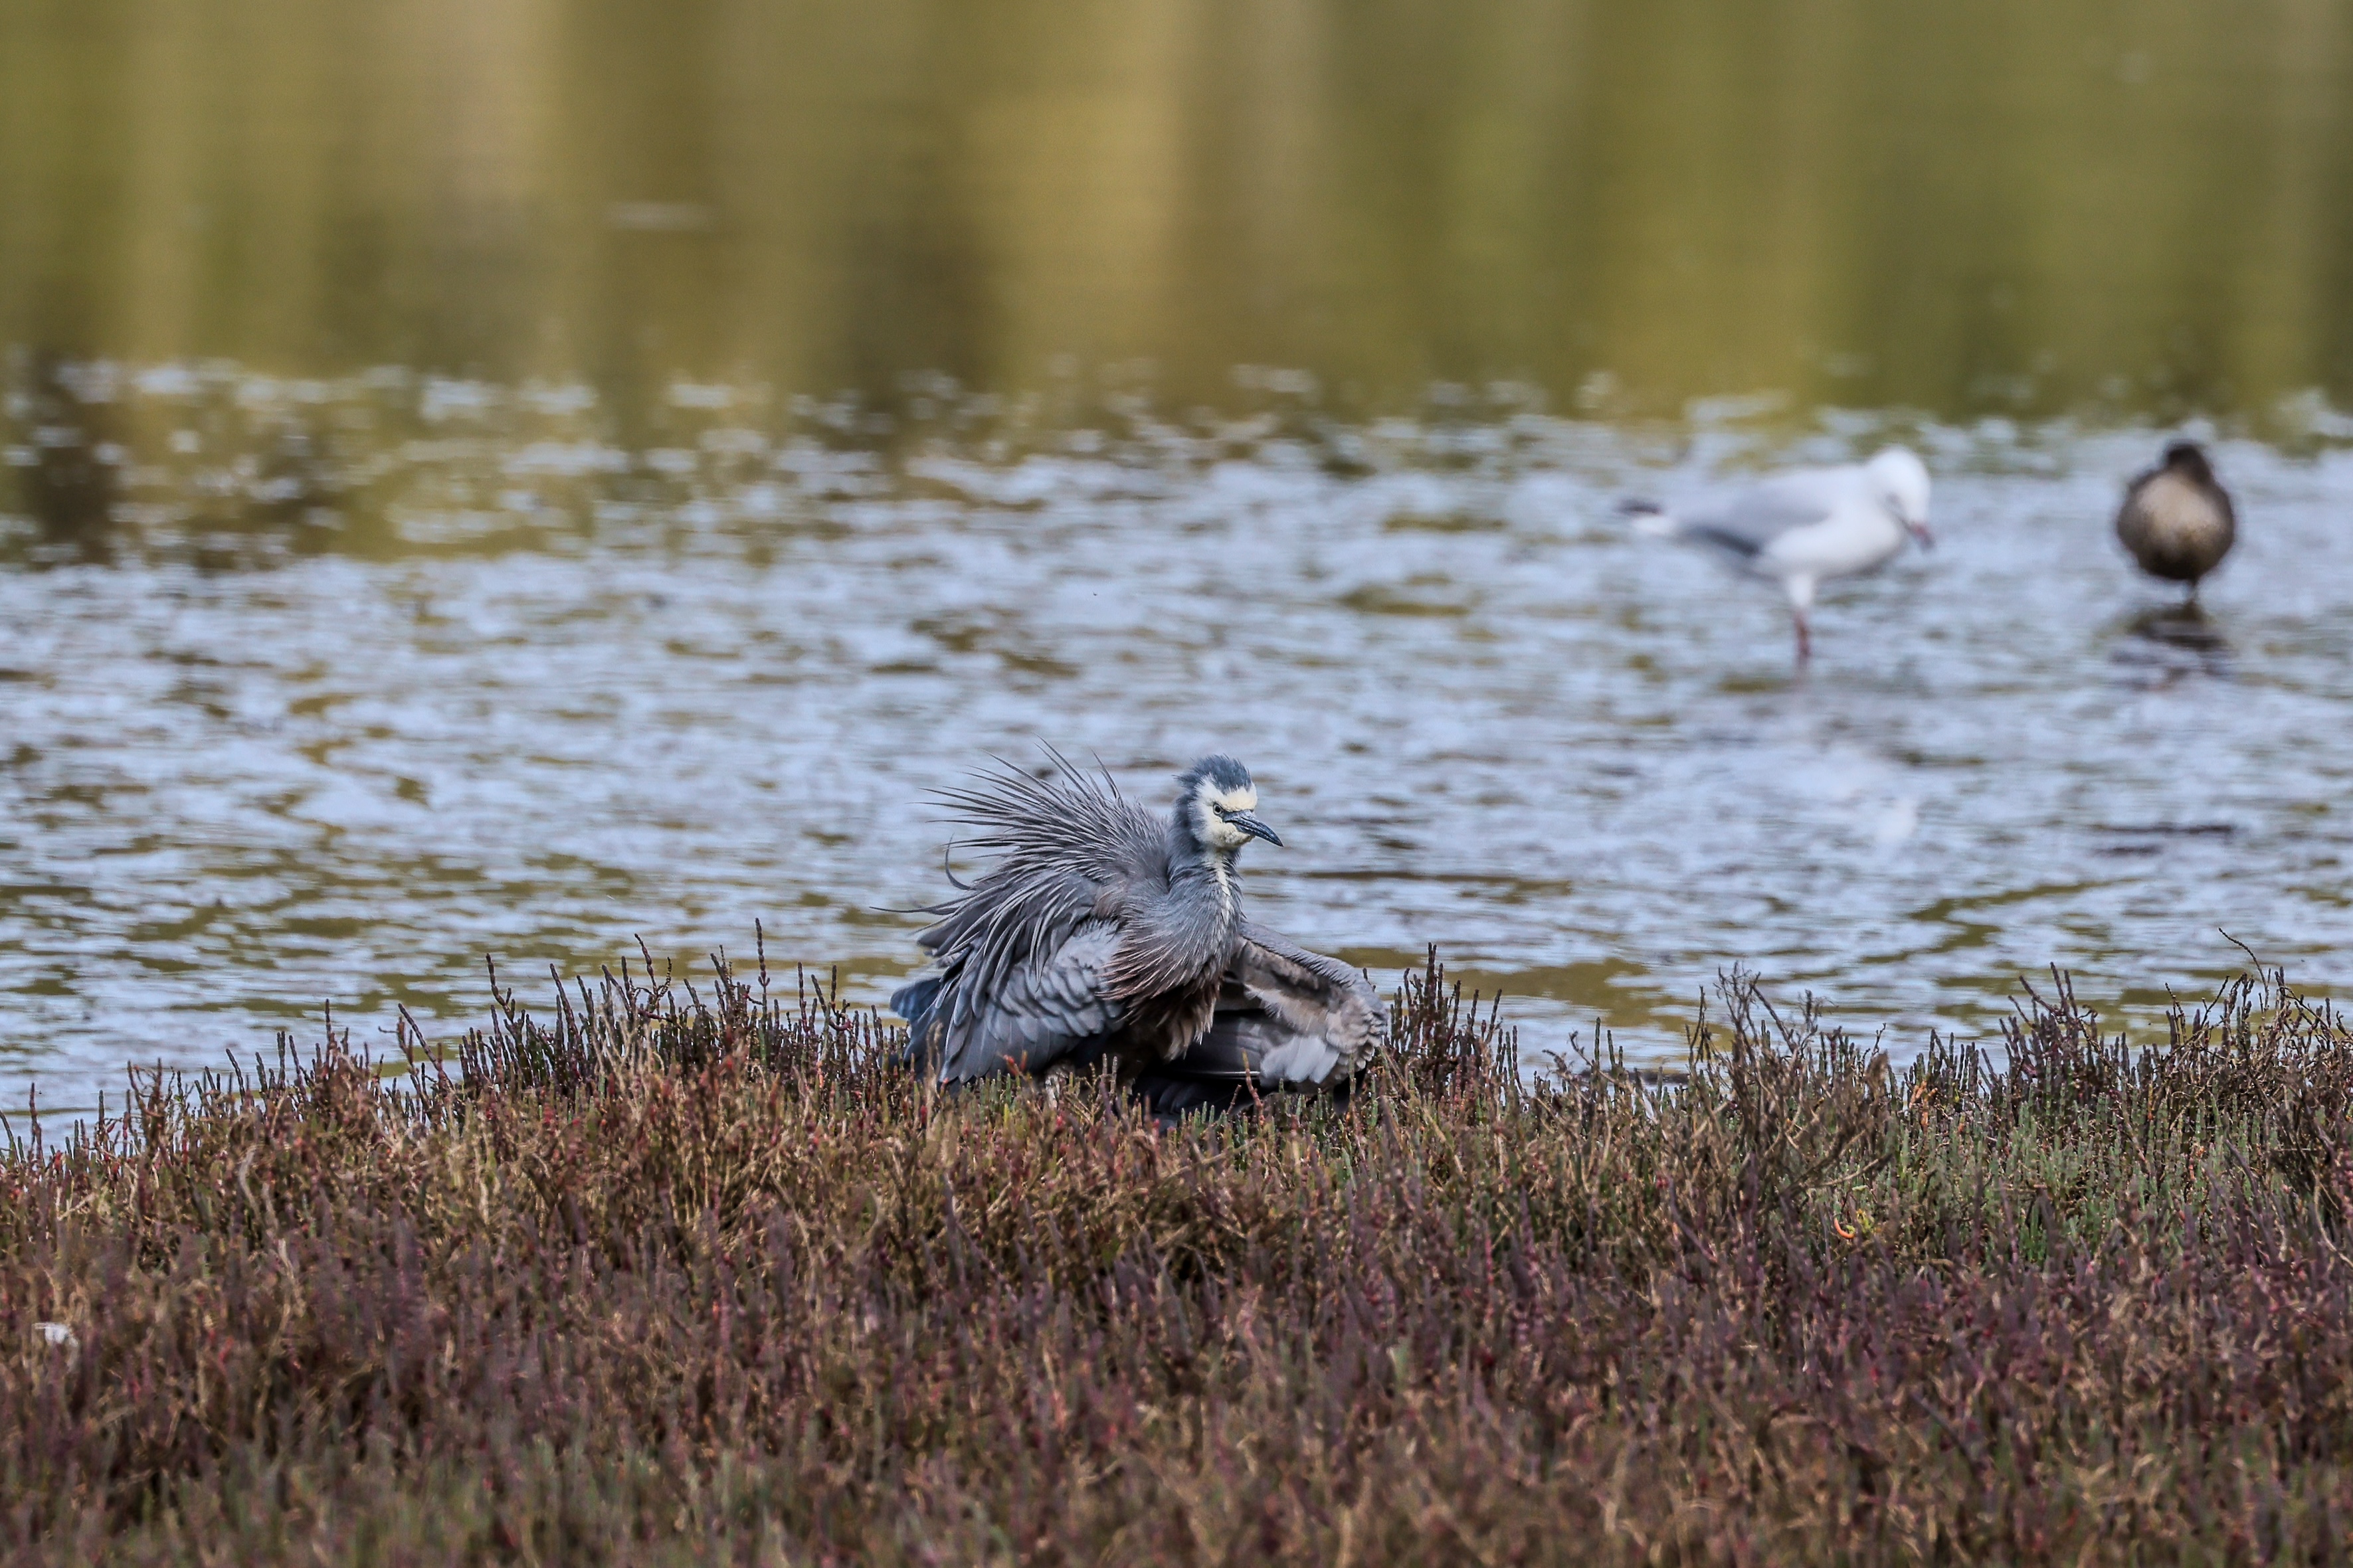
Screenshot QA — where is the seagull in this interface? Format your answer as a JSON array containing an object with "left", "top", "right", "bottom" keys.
[
  {"left": 1623, "top": 447, "right": 1934, "bottom": 663},
  {"left": 2115, "top": 441, "right": 2235, "bottom": 599}
]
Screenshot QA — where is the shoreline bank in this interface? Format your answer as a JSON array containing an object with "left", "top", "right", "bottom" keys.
[{"left": 7, "top": 956, "right": 2351, "bottom": 1561}]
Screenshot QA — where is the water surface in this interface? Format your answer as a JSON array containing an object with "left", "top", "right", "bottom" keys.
[
  {"left": 5, "top": 0, "right": 2353, "bottom": 416},
  {"left": 5, "top": 373, "right": 2351, "bottom": 1108},
  {"left": 7, "top": 0, "right": 2353, "bottom": 1105}
]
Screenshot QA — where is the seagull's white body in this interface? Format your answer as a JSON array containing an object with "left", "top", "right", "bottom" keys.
[{"left": 1627, "top": 447, "right": 1934, "bottom": 662}]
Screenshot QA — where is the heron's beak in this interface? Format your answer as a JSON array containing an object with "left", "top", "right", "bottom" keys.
[
  {"left": 1906, "top": 518, "right": 1934, "bottom": 549},
  {"left": 1230, "top": 811, "right": 1283, "bottom": 847}
]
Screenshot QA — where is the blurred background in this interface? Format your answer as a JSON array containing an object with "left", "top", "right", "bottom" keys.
[
  {"left": 6, "top": 0, "right": 2352, "bottom": 416},
  {"left": 4, "top": 0, "right": 2352, "bottom": 1108}
]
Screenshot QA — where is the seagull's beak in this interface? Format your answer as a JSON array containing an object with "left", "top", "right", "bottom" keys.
[
  {"left": 1229, "top": 811, "right": 1283, "bottom": 847},
  {"left": 1905, "top": 517, "right": 1935, "bottom": 550}
]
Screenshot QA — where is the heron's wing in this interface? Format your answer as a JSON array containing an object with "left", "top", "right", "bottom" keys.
[
  {"left": 891, "top": 975, "right": 947, "bottom": 1069},
  {"left": 930, "top": 756, "right": 1165, "bottom": 889},
  {"left": 1673, "top": 472, "right": 1842, "bottom": 558},
  {"left": 912, "top": 756, "right": 1166, "bottom": 1035},
  {"left": 936, "top": 921, "right": 1124, "bottom": 1083},
  {"left": 1184, "top": 921, "right": 1384, "bottom": 1089}
]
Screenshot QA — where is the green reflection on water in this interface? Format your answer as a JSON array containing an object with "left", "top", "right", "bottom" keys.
[{"left": 3, "top": 0, "right": 2350, "bottom": 425}]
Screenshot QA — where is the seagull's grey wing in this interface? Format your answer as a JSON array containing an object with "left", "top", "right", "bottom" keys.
[
  {"left": 936, "top": 920, "right": 1124, "bottom": 1083},
  {"left": 1675, "top": 474, "right": 1840, "bottom": 559},
  {"left": 1178, "top": 922, "right": 1384, "bottom": 1089}
]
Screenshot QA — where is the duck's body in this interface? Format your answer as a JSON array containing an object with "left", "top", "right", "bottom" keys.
[{"left": 2117, "top": 442, "right": 2235, "bottom": 596}]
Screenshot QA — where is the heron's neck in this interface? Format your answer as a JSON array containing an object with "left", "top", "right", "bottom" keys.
[{"left": 1170, "top": 834, "right": 1243, "bottom": 918}]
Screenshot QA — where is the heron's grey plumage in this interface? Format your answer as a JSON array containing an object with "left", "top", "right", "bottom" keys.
[
  {"left": 893, "top": 754, "right": 1380, "bottom": 1106},
  {"left": 1202, "top": 921, "right": 1384, "bottom": 1085},
  {"left": 2117, "top": 442, "right": 2235, "bottom": 595}
]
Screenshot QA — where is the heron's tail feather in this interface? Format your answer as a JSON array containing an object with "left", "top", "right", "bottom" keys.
[{"left": 890, "top": 976, "right": 944, "bottom": 1067}]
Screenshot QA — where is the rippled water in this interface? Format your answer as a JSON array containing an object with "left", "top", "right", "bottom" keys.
[
  {"left": 5, "top": 368, "right": 2351, "bottom": 1109},
  {"left": 9, "top": 0, "right": 2353, "bottom": 1108}
]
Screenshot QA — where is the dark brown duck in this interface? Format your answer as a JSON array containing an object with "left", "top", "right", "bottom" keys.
[{"left": 2115, "top": 441, "right": 2236, "bottom": 596}]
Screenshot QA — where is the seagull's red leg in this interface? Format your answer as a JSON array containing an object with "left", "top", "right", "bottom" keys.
[{"left": 1793, "top": 609, "right": 1812, "bottom": 664}]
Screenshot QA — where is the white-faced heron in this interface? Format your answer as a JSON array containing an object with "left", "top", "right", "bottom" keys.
[
  {"left": 2117, "top": 441, "right": 2235, "bottom": 598},
  {"left": 1625, "top": 446, "right": 1934, "bottom": 663},
  {"left": 891, "top": 754, "right": 1382, "bottom": 1113}
]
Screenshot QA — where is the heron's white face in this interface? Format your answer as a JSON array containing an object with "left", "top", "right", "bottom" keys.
[{"left": 1194, "top": 780, "right": 1261, "bottom": 850}]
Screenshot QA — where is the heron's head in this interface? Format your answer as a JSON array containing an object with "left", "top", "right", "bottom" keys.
[
  {"left": 1175, "top": 754, "right": 1281, "bottom": 856},
  {"left": 1867, "top": 447, "right": 1934, "bottom": 549}
]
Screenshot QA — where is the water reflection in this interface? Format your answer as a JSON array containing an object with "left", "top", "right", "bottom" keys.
[
  {"left": 3, "top": 0, "right": 2353, "bottom": 420},
  {"left": 9, "top": 355, "right": 119, "bottom": 563},
  {"left": 2116, "top": 601, "right": 2235, "bottom": 683}
]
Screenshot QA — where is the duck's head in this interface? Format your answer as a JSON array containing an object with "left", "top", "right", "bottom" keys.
[{"left": 2162, "top": 441, "right": 2218, "bottom": 486}]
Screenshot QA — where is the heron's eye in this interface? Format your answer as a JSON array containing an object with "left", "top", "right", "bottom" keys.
[{"left": 1212, "top": 804, "right": 1235, "bottom": 820}]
